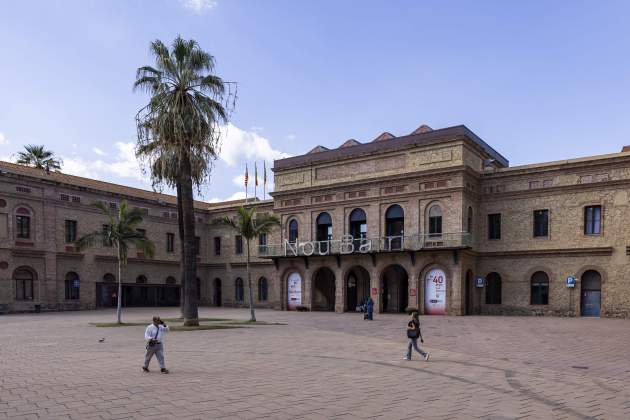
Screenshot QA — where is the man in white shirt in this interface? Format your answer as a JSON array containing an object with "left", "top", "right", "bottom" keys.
[{"left": 142, "top": 316, "right": 169, "bottom": 374}]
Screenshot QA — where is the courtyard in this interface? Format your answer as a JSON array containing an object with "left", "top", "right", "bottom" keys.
[{"left": 1, "top": 309, "right": 630, "bottom": 419}]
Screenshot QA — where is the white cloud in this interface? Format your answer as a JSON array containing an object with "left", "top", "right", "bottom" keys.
[
  {"left": 286, "top": 134, "right": 296, "bottom": 141},
  {"left": 92, "top": 147, "right": 107, "bottom": 156},
  {"left": 251, "top": 126, "right": 264, "bottom": 132},
  {"left": 179, "top": 0, "right": 217, "bottom": 13},
  {"left": 61, "top": 142, "right": 145, "bottom": 182},
  {"left": 0, "top": 132, "right": 8, "bottom": 145},
  {"left": 220, "top": 122, "right": 290, "bottom": 166},
  {"left": 225, "top": 191, "right": 246, "bottom": 201}
]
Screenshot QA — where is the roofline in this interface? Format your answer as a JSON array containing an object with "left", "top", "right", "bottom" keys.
[{"left": 272, "top": 125, "right": 509, "bottom": 171}]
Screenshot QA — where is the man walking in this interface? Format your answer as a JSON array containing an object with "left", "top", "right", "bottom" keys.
[{"left": 143, "top": 316, "right": 169, "bottom": 373}]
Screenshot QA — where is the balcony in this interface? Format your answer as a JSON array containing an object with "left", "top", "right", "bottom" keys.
[{"left": 257, "top": 232, "right": 472, "bottom": 258}]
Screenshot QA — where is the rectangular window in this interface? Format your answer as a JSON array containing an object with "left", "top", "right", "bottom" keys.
[
  {"left": 258, "top": 233, "right": 267, "bottom": 247},
  {"left": 16, "top": 216, "right": 30, "bottom": 239},
  {"left": 102, "top": 224, "right": 112, "bottom": 247},
  {"left": 235, "top": 235, "right": 243, "bottom": 255},
  {"left": 166, "top": 233, "right": 175, "bottom": 253},
  {"left": 195, "top": 236, "right": 201, "bottom": 256},
  {"left": 65, "top": 220, "right": 77, "bottom": 243},
  {"left": 487, "top": 214, "right": 501, "bottom": 240},
  {"left": 584, "top": 205, "right": 602, "bottom": 235},
  {"left": 533, "top": 209, "right": 549, "bottom": 237},
  {"left": 214, "top": 236, "right": 221, "bottom": 256}
]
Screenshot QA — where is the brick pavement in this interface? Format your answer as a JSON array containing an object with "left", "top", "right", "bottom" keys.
[{"left": 1, "top": 308, "right": 630, "bottom": 419}]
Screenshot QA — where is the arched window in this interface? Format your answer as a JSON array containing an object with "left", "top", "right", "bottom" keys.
[
  {"left": 258, "top": 277, "right": 268, "bottom": 301},
  {"left": 467, "top": 207, "right": 473, "bottom": 233},
  {"left": 65, "top": 272, "right": 80, "bottom": 300},
  {"left": 349, "top": 208, "right": 367, "bottom": 241},
  {"left": 485, "top": 272, "right": 502, "bottom": 304},
  {"left": 103, "top": 273, "right": 116, "bottom": 283},
  {"left": 15, "top": 207, "right": 31, "bottom": 239},
  {"left": 428, "top": 204, "right": 442, "bottom": 237},
  {"left": 385, "top": 204, "right": 404, "bottom": 250},
  {"left": 288, "top": 219, "right": 298, "bottom": 244},
  {"left": 136, "top": 275, "right": 147, "bottom": 284},
  {"left": 316, "top": 212, "right": 333, "bottom": 241},
  {"left": 165, "top": 276, "right": 176, "bottom": 285},
  {"left": 531, "top": 271, "right": 549, "bottom": 305},
  {"left": 14, "top": 268, "right": 34, "bottom": 301},
  {"left": 235, "top": 278, "right": 244, "bottom": 302}
]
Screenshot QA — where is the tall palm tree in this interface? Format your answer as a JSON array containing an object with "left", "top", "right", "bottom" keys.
[
  {"left": 214, "top": 206, "right": 279, "bottom": 322},
  {"left": 76, "top": 200, "right": 155, "bottom": 324},
  {"left": 134, "top": 37, "right": 229, "bottom": 327},
  {"left": 16, "top": 145, "right": 62, "bottom": 172}
]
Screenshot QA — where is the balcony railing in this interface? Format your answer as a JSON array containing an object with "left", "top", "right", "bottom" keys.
[{"left": 257, "top": 232, "right": 471, "bottom": 258}]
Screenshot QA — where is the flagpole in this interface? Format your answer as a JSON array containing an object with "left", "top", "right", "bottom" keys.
[
  {"left": 263, "top": 161, "right": 267, "bottom": 200},
  {"left": 244, "top": 163, "right": 249, "bottom": 204},
  {"left": 254, "top": 161, "right": 258, "bottom": 200}
]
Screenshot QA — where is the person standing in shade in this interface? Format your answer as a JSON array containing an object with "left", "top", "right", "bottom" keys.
[
  {"left": 143, "top": 316, "right": 170, "bottom": 373},
  {"left": 404, "top": 311, "right": 429, "bottom": 361},
  {"left": 366, "top": 296, "right": 374, "bottom": 320}
]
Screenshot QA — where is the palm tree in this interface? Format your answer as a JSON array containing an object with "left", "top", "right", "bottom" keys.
[
  {"left": 214, "top": 206, "right": 279, "bottom": 322},
  {"left": 134, "top": 37, "right": 229, "bottom": 326},
  {"left": 76, "top": 200, "right": 155, "bottom": 324},
  {"left": 16, "top": 145, "right": 62, "bottom": 172}
]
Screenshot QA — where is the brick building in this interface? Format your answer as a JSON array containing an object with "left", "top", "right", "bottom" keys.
[{"left": 1, "top": 123, "right": 629, "bottom": 317}]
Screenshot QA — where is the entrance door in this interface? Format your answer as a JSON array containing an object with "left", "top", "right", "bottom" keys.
[
  {"left": 465, "top": 271, "right": 472, "bottom": 315},
  {"left": 312, "top": 268, "right": 335, "bottom": 311},
  {"left": 213, "top": 279, "right": 222, "bottom": 307},
  {"left": 381, "top": 265, "right": 408, "bottom": 313},
  {"left": 580, "top": 270, "right": 601, "bottom": 317}
]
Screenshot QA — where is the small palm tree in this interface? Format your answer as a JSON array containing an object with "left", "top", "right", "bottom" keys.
[
  {"left": 16, "top": 145, "right": 63, "bottom": 171},
  {"left": 76, "top": 200, "right": 155, "bottom": 324},
  {"left": 214, "top": 206, "right": 279, "bottom": 322}
]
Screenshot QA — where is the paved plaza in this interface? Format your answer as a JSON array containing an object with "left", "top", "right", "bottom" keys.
[{"left": 2, "top": 309, "right": 630, "bottom": 419}]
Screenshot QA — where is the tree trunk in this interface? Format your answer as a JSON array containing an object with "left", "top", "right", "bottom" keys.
[
  {"left": 176, "top": 182, "right": 185, "bottom": 318},
  {"left": 246, "top": 239, "right": 256, "bottom": 322},
  {"left": 117, "top": 246, "right": 123, "bottom": 324},
  {"left": 180, "top": 158, "right": 199, "bottom": 326}
]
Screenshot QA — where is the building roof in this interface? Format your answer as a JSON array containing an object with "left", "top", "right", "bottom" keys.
[
  {"left": 273, "top": 124, "right": 509, "bottom": 171},
  {"left": 0, "top": 160, "right": 271, "bottom": 211}
]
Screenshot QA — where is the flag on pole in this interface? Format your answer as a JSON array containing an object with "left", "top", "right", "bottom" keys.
[
  {"left": 263, "top": 161, "right": 267, "bottom": 199},
  {"left": 254, "top": 162, "right": 258, "bottom": 199},
  {"left": 244, "top": 163, "right": 249, "bottom": 203}
]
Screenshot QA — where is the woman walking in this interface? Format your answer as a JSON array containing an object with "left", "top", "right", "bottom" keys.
[{"left": 404, "top": 311, "right": 429, "bottom": 361}]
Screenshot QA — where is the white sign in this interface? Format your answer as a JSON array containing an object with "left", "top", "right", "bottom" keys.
[
  {"left": 287, "top": 272, "right": 302, "bottom": 310},
  {"left": 425, "top": 268, "right": 447, "bottom": 315}
]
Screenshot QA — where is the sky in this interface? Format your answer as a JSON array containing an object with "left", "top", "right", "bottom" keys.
[{"left": 2, "top": 0, "right": 630, "bottom": 202}]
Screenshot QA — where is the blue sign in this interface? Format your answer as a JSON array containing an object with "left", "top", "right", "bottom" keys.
[
  {"left": 566, "top": 276, "right": 576, "bottom": 288},
  {"left": 475, "top": 277, "right": 485, "bottom": 288}
]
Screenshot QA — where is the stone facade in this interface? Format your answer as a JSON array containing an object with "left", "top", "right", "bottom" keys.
[{"left": 1, "top": 123, "right": 629, "bottom": 317}]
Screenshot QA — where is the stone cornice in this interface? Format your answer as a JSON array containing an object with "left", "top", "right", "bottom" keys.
[{"left": 476, "top": 247, "right": 614, "bottom": 258}]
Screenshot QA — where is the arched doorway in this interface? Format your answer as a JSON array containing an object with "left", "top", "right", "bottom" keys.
[
  {"left": 312, "top": 267, "right": 335, "bottom": 311},
  {"left": 345, "top": 266, "right": 370, "bottom": 312},
  {"left": 287, "top": 272, "right": 302, "bottom": 310},
  {"left": 385, "top": 205, "right": 404, "bottom": 250},
  {"left": 581, "top": 270, "right": 602, "bottom": 317},
  {"left": 213, "top": 278, "right": 222, "bottom": 306},
  {"left": 424, "top": 268, "right": 447, "bottom": 315},
  {"left": 316, "top": 212, "right": 333, "bottom": 253},
  {"left": 381, "top": 265, "right": 408, "bottom": 313}
]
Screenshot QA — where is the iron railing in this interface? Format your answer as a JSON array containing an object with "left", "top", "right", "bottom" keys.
[{"left": 257, "top": 232, "right": 471, "bottom": 257}]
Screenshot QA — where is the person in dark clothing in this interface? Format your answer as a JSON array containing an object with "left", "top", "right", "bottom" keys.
[
  {"left": 366, "top": 297, "right": 374, "bottom": 320},
  {"left": 404, "top": 311, "right": 429, "bottom": 361}
]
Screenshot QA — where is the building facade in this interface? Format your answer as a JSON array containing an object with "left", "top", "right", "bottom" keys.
[{"left": 1, "top": 123, "right": 629, "bottom": 317}]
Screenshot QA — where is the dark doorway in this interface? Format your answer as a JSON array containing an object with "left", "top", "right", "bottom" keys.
[
  {"left": 346, "top": 266, "right": 370, "bottom": 311},
  {"left": 316, "top": 212, "right": 333, "bottom": 254},
  {"left": 312, "top": 267, "right": 335, "bottom": 311},
  {"left": 580, "top": 270, "right": 602, "bottom": 317},
  {"left": 381, "top": 265, "right": 408, "bottom": 313},
  {"left": 96, "top": 283, "right": 180, "bottom": 307},
  {"left": 213, "top": 278, "right": 222, "bottom": 306},
  {"left": 349, "top": 208, "right": 367, "bottom": 250},
  {"left": 465, "top": 270, "right": 473, "bottom": 315},
  {"left": 385, "top": 205, "right": 404, "bottom": 250}
]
